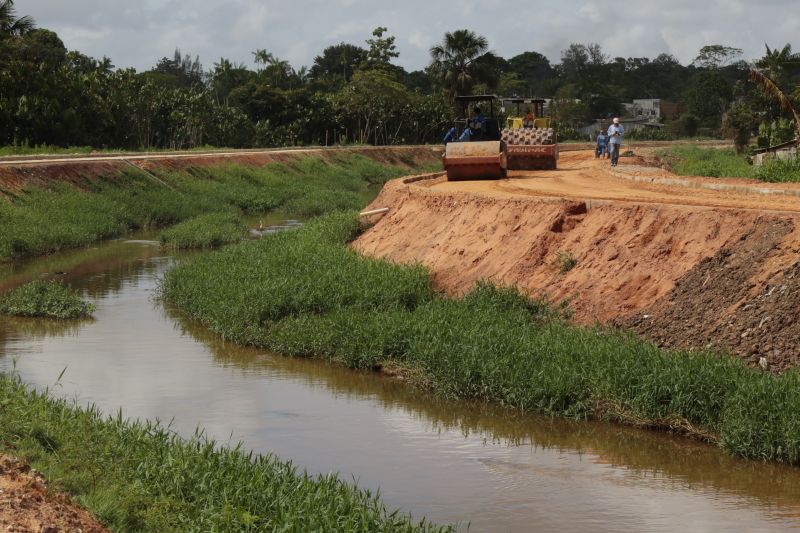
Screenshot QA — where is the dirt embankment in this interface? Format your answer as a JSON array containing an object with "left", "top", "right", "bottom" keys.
[
  {"left": 354, "top": 151, "right": 800, "bottom": 370},
  {"left": 0, "top": 146, "right": 441, "bottom": 195},
  {"left": 0, "top": 455, "right": 108, "bottom": 532}
]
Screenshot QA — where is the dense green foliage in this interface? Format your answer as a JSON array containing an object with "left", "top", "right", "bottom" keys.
[
  {"left": 161, "top": 212, "right": 800, "bottom": 464},
  {"left": 0, "top": 376, "right": 446, "bottom": 531},
  {"left": 0, "top": 154, "right": 432, "bottom": 261},
  {"left": 159, "top": 212, "right": 247, "bottom": 249},
  {"left": 0, "top": 280, "right": 94, "bottom": 318},
  {"left": 5, "top": 2, "right": 799, "bottom": 150}
]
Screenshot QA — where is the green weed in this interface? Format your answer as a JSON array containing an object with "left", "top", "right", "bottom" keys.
[
  {"left": 159, "top": 212, "right": 247, "bottom": 249},
  {"left": 658, "top": 146, "right": 754, "bottom": 178},
  {"left": 0, "top": 376, "right": 447, "bottom": 531},
  {"left": 161, "top": 212, "right": 800, "bottom": 465},
  {"left": 0, "top": 280, "right": 94, "bottom": 319}
]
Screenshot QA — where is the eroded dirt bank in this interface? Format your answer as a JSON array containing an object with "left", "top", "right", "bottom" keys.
[
  {"left": 354, "top": 151, "right": 800, "bottom": 370},
  {"left": 0, "top": 146, "right": 441, "bottom": 194},
  {"left": 0, "top": 455, "right": 109, "bottom": 532}
]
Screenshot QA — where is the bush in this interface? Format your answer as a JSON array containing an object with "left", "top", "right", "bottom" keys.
[{"left": 0, "top": 280, "right": 94, "bottom": 319}]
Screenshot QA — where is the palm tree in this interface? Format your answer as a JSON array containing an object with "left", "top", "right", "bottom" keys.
[
  {"left": 0, "top": 0, "right": 34, "bottom": 38},
  {"left": 429, "top": 29, "right": 498, "bottom": 99},
  {"left": 748, "top": 68, "right": 800, "bottom": 140},
  {"left": 756, "top": 44, "right": 797, "bottom": 88}
]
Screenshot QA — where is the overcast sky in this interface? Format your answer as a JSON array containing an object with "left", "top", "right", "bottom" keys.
[{"left": 20, "top": 0, "right": 800, "bottom": 72}]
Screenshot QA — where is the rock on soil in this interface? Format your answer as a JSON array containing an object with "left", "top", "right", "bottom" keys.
[{"left": 0, "top": 455, "right": 108, "bottom": 533}]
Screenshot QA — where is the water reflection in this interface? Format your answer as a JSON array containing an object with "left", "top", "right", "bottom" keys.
[{"left": 1, "top": 237, "right": 800, "bottom": 531}]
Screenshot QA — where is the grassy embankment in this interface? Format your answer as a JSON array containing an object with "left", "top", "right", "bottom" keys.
[
  {"left": 0, "top": 154, "right": 436, "bottom": 259},
  {"left": 162, "top": 212, "right": 800, "bottom": 465},
  {"left": 659, "top": 145, "right": 800, "bottom": 182},
  {"left": 0, "top": 376, "right": 445, "bottom": 532},
  {"left": 0, "top": 280, "right": 94, "bottom": 318}
]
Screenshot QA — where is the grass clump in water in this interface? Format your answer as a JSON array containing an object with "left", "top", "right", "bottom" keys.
[
  {"left": 159, "top": 212, "right": 247, "bottom": 249},
  {"left": 0, "top": 280, "right": 94, "bottom": 319},
  {"left": 162, "top": 211, "right": 800, "bottom": 465},
  {"left": 0, "top": 376, "right": 447, "bottom": 531}
]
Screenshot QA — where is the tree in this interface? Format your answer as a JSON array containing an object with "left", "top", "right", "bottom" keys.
[
  {"left": 507, "top": 51, "right": 555, "bottom": 96},
  {"left": 693, "top": 45, "right": 743, "bottom": 69},
  {"left": 364, "top": 27, "right": 399, "bottom": 70},
  {"left": 429, "top": 29, "right": 499, "bottom": 99},
  {"left": 723, "top": 101, "right": 754, "bottom": 153},
  {"left": 757, "top": 43, "right": 798, "bottom": 89},
  {"left": 747, "top": 68, "right": 800, "bottom": 140},
  {"left": 0, "top": 0, "right": 33, "bottom": 39},
  {"left": 683, "top": 70, "right": 733, "bottom": 124},
  {"left": 310, "top": 43, "right": 367, "bottom": 87}
]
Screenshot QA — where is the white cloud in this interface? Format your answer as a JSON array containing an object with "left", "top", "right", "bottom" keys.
[{"left": 18, "top": 0, "right": 800, "bottom": 73}]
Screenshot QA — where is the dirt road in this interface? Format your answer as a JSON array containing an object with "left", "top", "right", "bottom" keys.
[{"left": 428, "top": 150, "right": 800, "bottom": 213}]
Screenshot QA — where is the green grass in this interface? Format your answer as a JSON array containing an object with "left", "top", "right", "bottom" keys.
[
  {"left": 0, "top": 376, "right": 446, "bottom": 532},
  {"left": 0, "top": 280, "right": 94, "bottom": 318},
  {"left": 658, "top": 146, "right": 800, "bottom": 183},
  {"left": 0, "top": 154, "right": 437, "bottom": 261},
  {"left": 658, "top": 146, "right": 754, "bottom": 178},
  {"left": 753, "top": 156, "right": 800, "bottom": 183},
  {"left": 159, "top": 212, "right": 247, "bottom": 249},
  {"left": 161, "top": 212, "right": 800, "bottom": 465}
]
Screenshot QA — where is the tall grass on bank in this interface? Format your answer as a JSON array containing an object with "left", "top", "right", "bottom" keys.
[
  {"left": 658, "top": 146, "right": 754, "bottom": 178},
  {"left": 0, "top": 376, "right": 446, "bottom": 532},
  {"left": 162, "top": 212, "right": 800, "bottom": 464},
  {"left": 159, "top": 212, "right": 247, "bottom": 249},
  {"left": 0, "top": 280, "right": 94, "bottom": 318},
  {"left": 0, "top": 154, "right": 436, "bottom": 261},
  {"left": 659, "top": 146, "right": 800, "bottom": 183}
]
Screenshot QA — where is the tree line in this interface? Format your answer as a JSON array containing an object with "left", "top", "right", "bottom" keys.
[{"left": 1, "top": 0, "right": 798, "bottom": 149}]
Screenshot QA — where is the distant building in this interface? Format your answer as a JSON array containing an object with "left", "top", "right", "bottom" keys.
[{"left": 624, "top": 99, "right": 682, "bottom": 121}]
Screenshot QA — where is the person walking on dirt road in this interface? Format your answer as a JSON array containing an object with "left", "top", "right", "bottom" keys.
[
  {"left": 596, "top": 129, "right": 607, "bottom": 159},
  {"left": 607, "top": 117, "right": 624, "bottom": 167}
]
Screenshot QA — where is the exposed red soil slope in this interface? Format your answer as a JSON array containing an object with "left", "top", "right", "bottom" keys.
[
  {"left": 0, "top": 455, "right": 109, "bottom": 532},
  {"left": 354, "top": 151, "right": 800, "bottom": 369}
]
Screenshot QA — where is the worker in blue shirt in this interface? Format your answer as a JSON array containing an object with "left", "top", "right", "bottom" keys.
[
  {"left": 469, "top": 107, "right": 486, "bottom": 138},
  {"left": 607, "top": 117, "right": 624, "bottom": 167},
  {"left": 595, "top": 129, "right": 607, "bottom": 159}
]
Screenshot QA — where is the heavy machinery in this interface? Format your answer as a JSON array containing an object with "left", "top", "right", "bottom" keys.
[
  {"left": 442, "top": 95, "right": 507, "bottom": 181},
  {"left": 501, "top": 98, "right": 558, "bottom": 170},
  {"left": 442, "top": 95, "right": 558, "bottom": 180}
]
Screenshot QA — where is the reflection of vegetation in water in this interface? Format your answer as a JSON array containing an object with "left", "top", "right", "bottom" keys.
[
  {"left": 2, "top": 315, "right": 90, "bottom": 339},
  {"left": 0, "top": 281, "right": 94, "bottom": 319},
  {"left": 0, "top": 376, "right": 448, "bottom": 532},
  {"left": 162, "top": 211, "right": 800, "bottom": 466},
  {"left": 0, "top": 154, "right": 437, "bottom": 262},
  {"left": 164, "top": 301, "right": 800, "bottom": 514}
]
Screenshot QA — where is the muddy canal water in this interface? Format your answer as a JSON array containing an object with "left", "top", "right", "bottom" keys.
[{"left": 2, "top": 233, "right": 800, "bottom": 531}]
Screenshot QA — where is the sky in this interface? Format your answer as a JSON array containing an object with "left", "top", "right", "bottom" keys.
[{"left": 19, "top": 0, "right": 800, "bottom": 72}]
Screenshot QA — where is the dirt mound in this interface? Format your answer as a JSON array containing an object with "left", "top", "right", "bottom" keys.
[
  {"left": 0, "top": 455, "right": 108, "bottom": 532},
  {"left": 619, "top": 219, "right": 800, "bottom": 371}
]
